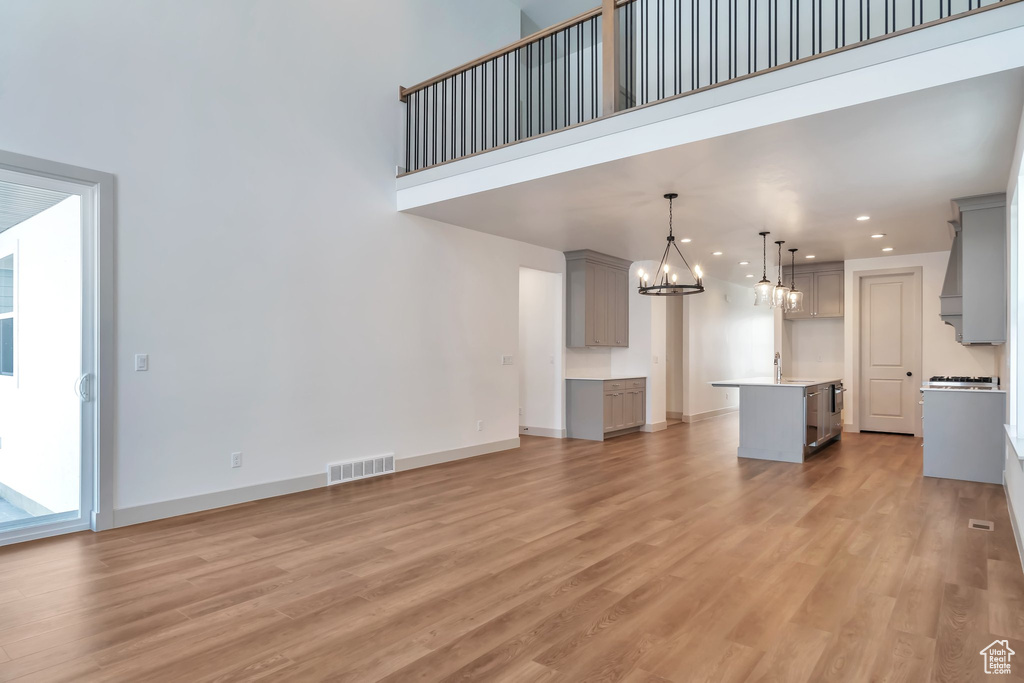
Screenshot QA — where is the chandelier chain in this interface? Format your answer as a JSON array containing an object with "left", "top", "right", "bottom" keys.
[
  {"left": 668, "top": 196, "right": 673, "bottom": 237},
  {"left": 776, "top": 241, "right": 784, "bottom": 286},
  {"left": 762, "top": 234, "right": 767, "bottom": 280}
]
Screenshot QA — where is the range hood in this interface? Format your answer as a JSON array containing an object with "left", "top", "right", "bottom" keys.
[
  {"left": 939, "top": 220, "right": 963, "bottom": 342},
  {"left": 940, "top": 194, "right": 1006, "bottom": 346}
]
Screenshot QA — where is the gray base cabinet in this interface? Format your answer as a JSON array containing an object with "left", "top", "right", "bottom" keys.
[
  {"left": 922, "top": 389, "right": 1005, "bottom": 484},
  {"left": 567, "top": 378, "right": 646, "bottom": 441},
  {"left": 566, "top": 250, "right": 632, "bottom": 348}
]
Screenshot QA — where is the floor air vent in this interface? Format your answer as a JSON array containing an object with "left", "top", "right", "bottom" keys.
[
  {"left": 327, "top": 454, "right": 395, "bottom": 485},
  {"left": 968, "top": 519, "right": 994, "bottom": 531}
]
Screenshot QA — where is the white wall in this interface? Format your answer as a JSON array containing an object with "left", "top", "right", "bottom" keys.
[
  {"left": 518, "top": 268, "right": 564, "bottom": 434},
  {"left": 0, "top": 197, "right": 81, "bottom": 514},
  {"left": 0, "top": 1, "right": 565, "bottom": 514},
  {"left": 1004, "top": 99, "right": 1024, "bottom": 566},
  {"left": 666, "top": 297, "right": 685, "bottom": 416},
  {"left": 843, "top": 251, "right": 1002, "bottom": 428},
  {"left": 786, "top": 318, "right": 845, "bottom": 380},
  {"left": 565, "top": 347, "right": 614, "bottom": 377},
  {"left": 682, "top": 276, "right": 775, "bottom": 419}
]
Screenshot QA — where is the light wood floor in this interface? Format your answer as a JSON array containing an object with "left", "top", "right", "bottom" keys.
[{"left": 1, "top": 416, "right": 1022, "bottom": 682}]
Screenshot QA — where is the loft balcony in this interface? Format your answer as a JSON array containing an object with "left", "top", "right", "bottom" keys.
[{"left": 397, "top": 0, "right": 1024, "bottom": 213}]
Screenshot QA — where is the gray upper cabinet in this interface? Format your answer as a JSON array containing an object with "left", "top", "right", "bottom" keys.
[
  {"left": 783, "top": 262, "right": 844, "bottom": 320},
  {"left": 940, "top": 194, "right": 1006, "bottom": 345},
  {"left": 813, "top": 270, "right": 844, "bottom": 318},
  {"left": 566, "top": 250, "right": 632, "bottom": 347}
]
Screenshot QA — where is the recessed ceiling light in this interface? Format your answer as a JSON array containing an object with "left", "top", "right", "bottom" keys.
[
  {"left": 738, "top": 261, "right": 749, "bottom": 265},
  {"left": 680, "top": 238, "right": 692, "bottom": 243},
  {"left": 882, "top": 247, "right": 893, "bottom": 252},
  {"left": 712, "top": 251, "right": 723, "bottom": 256},
  {"left": 805, "top": 255, "right": 816, "bottom": 259},
  {"left": 745, "top": 274, "right": 754, "bottom": 278},
  {"left": 871, "top": 234, "right": 886, "bottom": 239},
  {"left": 857, "top": 215, "right": 871, "bottom": 221}
]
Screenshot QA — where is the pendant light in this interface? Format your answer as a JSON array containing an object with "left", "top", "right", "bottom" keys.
[
  {"left": 785, "top": 248, "right": 804, "bottom": 313},
  {"left": 771, "top": 240, "right": 789, "bottom": 308},
  {"left": 753, "top": 231, "right": 773, "bottom": 306},
  {"left": 637, "top": 193, "right": 705, "bottom": 296}
]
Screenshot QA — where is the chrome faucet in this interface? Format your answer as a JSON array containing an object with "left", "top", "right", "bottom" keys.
[{"left": 774, "top": 352, "right": 782, "bottom": 384}]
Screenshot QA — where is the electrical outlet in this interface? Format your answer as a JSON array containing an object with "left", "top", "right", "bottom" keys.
[
  {"left": 135, "top": 354, "right": 149, "bottom": 372},
  {"left": 519, "top": 407, "right": 523, "bottom": 416},
  {"left": 476, "top": 420, "right": 484, "bottom": 431},
  {"left": 231, "top": 452, "right": 242, "bottom": 468},
  {"left": 653, "top": 355, "right": 659, "bottom": 364}
]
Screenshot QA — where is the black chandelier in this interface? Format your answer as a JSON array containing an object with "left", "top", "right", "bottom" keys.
[{"left": 637, "top": 193, "right": 705, "bottom": 296}]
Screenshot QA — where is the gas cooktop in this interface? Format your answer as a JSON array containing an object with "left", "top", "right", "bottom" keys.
[{"left": 923, "top": 376, "right": 1000, "bottom": 389}]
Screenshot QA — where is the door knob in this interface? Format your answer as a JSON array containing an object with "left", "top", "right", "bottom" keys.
[{"left": 906, "top": 371, "right": 913, "bottom": 377}]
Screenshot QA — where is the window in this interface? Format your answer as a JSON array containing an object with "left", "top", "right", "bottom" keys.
[{"left": 0, "top": 253, "right": 12, "bottom": 376}]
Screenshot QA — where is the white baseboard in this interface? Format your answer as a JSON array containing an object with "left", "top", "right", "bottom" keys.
[
  {"left": 113, "top": 438, "right": 521, "bottom": 529},
  {"left": 113, "top": 473, "right": 326, "bottom": 528},
  {"left": 666, "top": 411, "right": 684, "bottom": 421},
  {"left": 1006, "top": 482, "right": 1024, "bottom": 574},
  {"left": 681, "top": 406, "right": 737, "bottom": 423},
  {"left": 397, "top": 438, "right": 520, "bottom": 471},
  {"left": 843, "top": 423, "right": 858, "bottom": 433},
  {"left": 642, "top": 421, "right": 668, "bottom": 433},
  {"left": 519, "top": 426, "right": 566, "bottom": 439}
]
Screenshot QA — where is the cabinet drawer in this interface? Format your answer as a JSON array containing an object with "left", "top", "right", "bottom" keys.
[
  {"left": 604, "top": 380, "right": 627, "bottom": 392},
  {"left": 625, "top": 378, "right": 645, "bottom": 390}
]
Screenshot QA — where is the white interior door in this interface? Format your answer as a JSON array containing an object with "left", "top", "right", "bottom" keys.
[{"left": 859, "top": 271, "right": 921, "bottom": 435}]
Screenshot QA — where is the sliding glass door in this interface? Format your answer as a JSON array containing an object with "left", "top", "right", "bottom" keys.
[{"left": 0, "top": 169, "right": 93, "bottom": 544}]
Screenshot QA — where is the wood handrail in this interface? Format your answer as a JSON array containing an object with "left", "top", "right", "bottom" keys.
[{"left": 399, "top": 6, "right": 602, "bottom": 100}]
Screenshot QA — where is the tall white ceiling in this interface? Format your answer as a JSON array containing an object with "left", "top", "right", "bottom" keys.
[{"left": 407, "top": 70, "right": 1024, "bottom": 284}]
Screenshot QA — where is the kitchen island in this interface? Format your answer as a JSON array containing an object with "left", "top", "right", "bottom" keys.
[{"left": 710, "top": 377, "right": 844, "bottom": 463}]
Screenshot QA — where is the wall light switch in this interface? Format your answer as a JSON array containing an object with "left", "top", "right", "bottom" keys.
[
  {"left": 135, "top": 354, "right": 149, "bottom": 372},
  {"left": 501, "top": 355, "right": 514, "bottom": 366}
]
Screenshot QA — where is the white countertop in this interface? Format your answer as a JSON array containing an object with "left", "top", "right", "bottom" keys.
[
  {"left": 710, "top": 377, "right": 843, "bottom": 388},
  {"left": 565, "top": 376, "right": 646, "bottom": 381}
]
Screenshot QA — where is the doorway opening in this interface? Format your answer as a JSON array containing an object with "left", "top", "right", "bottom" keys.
[{"left": 518, "top": 268, "right": 565, "bottom": 438}]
